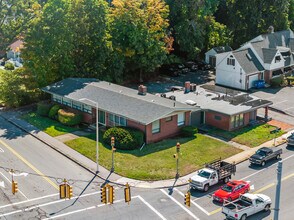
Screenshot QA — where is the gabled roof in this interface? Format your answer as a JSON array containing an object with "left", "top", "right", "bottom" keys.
[
  {"left": 42, "top": 78, "right": 197, "bottom": 125},
  {"left": 233, "top": 48, "right": 264, "bottom": 74},
  {"left": 212, "top": 46, "right": 232, "bottom": 53},
  {"left": 262, "top": 48, "right": 278, "bottom": 64},
  {"left": 8, "top": 40, "right": 24, "bottom": 52}
]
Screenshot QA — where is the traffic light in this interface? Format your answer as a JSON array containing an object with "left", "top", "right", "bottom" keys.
[
  {"left": 111, "top": 137, "right": 116, "bottom": 151},
  {"left": 173, "top": 153, "right": 178, "bottom": 159},
  {"left": 59, "top": 184, "right": 66, "bottom": 199},
  {"left": 184, "top": 192, "right": 191, "bottom": 207},
  {"left": 66, "top": 185, "right": 73, "bottom": 199},
  {"left": 124, "top": 183, "right": 131, "bottom": 204},
  {"left": 108, "top": 185, "right": 114, "bottom": 204},
  {"left": 101, "top": 186, "right": 107, "bottom": 204},
  {"left": 12, "top": 181, "right": 18, "bottom": 195}
]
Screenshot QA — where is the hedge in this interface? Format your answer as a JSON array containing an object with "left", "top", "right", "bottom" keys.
[
  {"left": 48, "top": 104, "right": 61, "bottom": 119},
  {"left": 37, "top": 102, "right": 53, "bottom": 116},
  {"left": 181, "top": 126, "right": 198, "bottom": 137},
  {"left": 4, "top": 62, "right": 14, "bottom": 70},
  {"left": 103, "top": 127, "right": 144, "bottom": 150},
  {"left": 270, "top": 76, "right": 283, "bottom": 87},
  {"left": 58, "top": 109, "right": 82, "bottom": 126}
]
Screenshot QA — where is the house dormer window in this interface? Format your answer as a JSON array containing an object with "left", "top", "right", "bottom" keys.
[
  {"left": 227, "top": 56, "right": 235, "bottom": 66},
  {"left": 275, "top": 56, "right": 281, "bottom": 63}
]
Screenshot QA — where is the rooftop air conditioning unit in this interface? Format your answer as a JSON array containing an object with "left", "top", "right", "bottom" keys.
[
  {"left": 169, "top": 95, "right": 176, "bottom": 101},
  {"left": 185, "top": 100, "right": 197, "bottom": 106}
]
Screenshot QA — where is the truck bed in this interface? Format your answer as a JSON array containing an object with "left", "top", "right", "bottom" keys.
[
  {"left": 223, "top": 200, "right": 252, "bottom": 212},
  {"left": 205, "top": 158, "right": 236, "bottom": 179}
]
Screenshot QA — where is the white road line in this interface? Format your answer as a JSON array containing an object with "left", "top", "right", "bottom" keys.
[
  {"left": 137, "top": 195, "right": 167, "bottom": 220},
  {"left": 160, "top": 189, "right": 200, "bottom": 220},
  {"left": 0, "top": 193, "right": 59, "bottom": 210},
  {"left": 242, "top": 153, "right": 294, "bottom": 180},
  {"left": 0, "top": 171, "right": 29, "bottom": 200},
  {"left": 174, "top": 188, "right": 210, "bottom": 216},
  {"left": 0, "top": 191, "right": 101, "bottom": 218}
]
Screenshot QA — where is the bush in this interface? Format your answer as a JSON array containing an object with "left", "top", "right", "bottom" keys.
[
  {"left": 270, "top": 76, "right": 283, "bottom": 87},
  {"left": 103, "top": 127, "right": 144, "bottom": 150},
  {"left": 181, "top": 126, "right": 198, "bottom": 137},
  {"left": 48, "top": 104, "right": 61, "bottom": 119},
  {"left": 4, "top": 62, "right": 15, "bottom": 70},
  {"left": 58, "top": 109, "right": 82, "bottom": 126},
  {"left": 37, "top": 102, "right": 53, "bottom": 116}
]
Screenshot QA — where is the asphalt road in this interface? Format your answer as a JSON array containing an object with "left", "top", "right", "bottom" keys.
[{"left": 0, "top": 116, "right": 293, "bottom": 220}]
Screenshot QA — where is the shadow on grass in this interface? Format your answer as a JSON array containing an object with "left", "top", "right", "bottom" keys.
[{"left": 86, "top": 133, "right": 196, "bottom": 157}]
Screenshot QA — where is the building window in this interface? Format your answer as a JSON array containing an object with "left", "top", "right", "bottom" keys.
[
  {"left": 98, "top": 110, "right": 105, "bottom": 125},
  {"left": 83, "top": 104, "right": 92, "bottom": 114},
  {"left": 165, "top": 116, "right": 172, "bottom": 122},
  {"left": 152, "top": 120, "right": 160, "bottom": 134},
  {"left": 214, "top": 115, "right": 222, "bottom": 121},
  {"left": 227, "top": 58, "right": 235, "bottom": 66},
  {"left": 52, "top": 94, "right": 62, "bottom": 104},
  {"left": 72, "top": 101, "right": 82, "bottom": 111},
  {"left": 231, "top": 113, "right": 244, "bottom": 128},
  {"left": 108, "top": 113, "right": 127, "bottom": 127},
  {"left": 62, "top": 97, "right": 72, "bottom": 107},
  {"left": 177, "top": 112, "right": 185, "bottom": 126},
  {"left": 275, "top": 56, "right": 281, "bottom": 63}
]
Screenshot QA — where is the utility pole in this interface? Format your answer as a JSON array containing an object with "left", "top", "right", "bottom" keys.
[
  {"left": 174, "top": 142, "right": 180, "bottom": 179},
  {"left": 274, "top": 161, "right": 282, "bottom": 220}
]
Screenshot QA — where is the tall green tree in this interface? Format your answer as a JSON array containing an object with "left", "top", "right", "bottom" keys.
[
  {"left": 0, "top": 0, "right": 41, "bottom": 50},
  {"left": 109, "top": 0, "right": 170, "bottom": 81},
  {"left": 22, "top": 0, "right": 111, "bottom": 87},
  {"left": 289, "top": 0, "right": 294, "bottom": 30},
  {"left": 166, "top": 0, "right": 219, "bottom": 59},
  {"left": 217, "top": 0, "right": 291, "bottom": 48}
]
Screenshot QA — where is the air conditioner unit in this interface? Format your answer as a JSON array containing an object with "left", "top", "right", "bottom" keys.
[{"left": 185, "top": 100, "right": 197, "bottom": 106}]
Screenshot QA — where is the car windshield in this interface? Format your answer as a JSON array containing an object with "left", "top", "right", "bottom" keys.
[
  {"left": 256, "top": 149, "right": 267, "bottom": 156},
  {"left": 198, "top": 170, "right": 211, "bottom": 178},
  {"left": 222, "top": 185, "right": 233, "bottom": 192}
]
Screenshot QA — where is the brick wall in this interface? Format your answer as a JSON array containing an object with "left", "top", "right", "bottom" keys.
[
  {"left": 127, "top": 119, "right": 146, "bottom": 133},
  {"left": 205, "top": 112, "right": 230, "bottom": 131}
]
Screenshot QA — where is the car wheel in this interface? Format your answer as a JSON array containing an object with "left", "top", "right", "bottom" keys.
[
  {"left": 223, "top": 177, "right": 229, "bottom": 183},
  {"left": 261, "top": 161, "right": 266, "bottom": 167},
  {"left": 276, "top": 154, "right": 280, "bottom": 160},
  {"left": 241, "top": 214, "right": 247, "bottom": 220},
  {"left": 264, "top": 204, "right": 270, "bottom": 212},
  {"left": 204, "top": 184, "right": 209, "bottom": 192}
]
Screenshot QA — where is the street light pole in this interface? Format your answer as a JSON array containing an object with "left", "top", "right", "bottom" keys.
[{"left": 79, "top": 98, "right": 99, "bottom": 174}]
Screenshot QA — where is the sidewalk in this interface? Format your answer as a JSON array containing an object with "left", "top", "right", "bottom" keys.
[{"left": 0, "top": 110, "right": 292, "bottom": 189}]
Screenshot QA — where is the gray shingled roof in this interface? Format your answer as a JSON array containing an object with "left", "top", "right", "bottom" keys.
[
  {"left": 42, "top": 78, "right": 198, "bottom": 125},
  {"left": 262, "top": 48, "right": 278, "bottom": 63},
  {"left": 233, "top": 48, "right": 264, "bottom": 74},
  {"left": 213, "top": 46, "right": 232, "bottom": 53},
  {"left": 250, "top": 30, "right": 294, "bottom": 63}
]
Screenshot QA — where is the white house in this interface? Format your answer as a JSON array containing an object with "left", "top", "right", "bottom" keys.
[
  {"left": 215, "top": 48, "right": 264, "bottom": 90},
  {"left": 205, "top": 46, "right": 232, "bottom": 67},
  {"left": 216, "top": 29, "right": 294, "bottom": 90},
  {"left": 6, "top": 40, "right": 23, "bottom": 63}
]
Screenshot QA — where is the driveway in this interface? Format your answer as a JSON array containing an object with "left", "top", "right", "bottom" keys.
[{"left": 252, "top": 86, "right": 294, "bottom": 116}]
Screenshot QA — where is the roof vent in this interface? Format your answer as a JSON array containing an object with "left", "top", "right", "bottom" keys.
[
  {"left": 185, "top": 100, "right": 197, "bottom": 106},
  {"left": 169, "top": 95, "right": 176, "bottom": 101},
  {"left": 138, "top": 85, "right": 147, "bottom": 96},
  {"left": 246, "top": 53, "right": 252, "bottom": 60},
  {"left": 268, "top": 26, "right": 274, "bottom": 34},
  {"left": 160, "top": 93, "right": 166, "bottom": 98}
]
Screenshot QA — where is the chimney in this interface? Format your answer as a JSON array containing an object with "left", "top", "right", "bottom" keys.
[
  {"left": 138, "top": 85, "right": 147, "bottom": 95},
  {"left": 268, "top": 26, "right": 274, "bottom": 34},
  {"left": 184, "top": 81, "right": 190, "bottom": 93},
  {"left": 190, "top": 83, "right": 197, "bottom": 92}
]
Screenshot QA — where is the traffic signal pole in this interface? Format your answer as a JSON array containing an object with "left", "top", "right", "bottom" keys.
[{"left": 175, "top": 142, "right": 180, "bottom": 179}]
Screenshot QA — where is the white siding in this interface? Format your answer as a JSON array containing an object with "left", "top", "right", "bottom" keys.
[{"left": 205, "top": 49, "right": 216, "bottom": 63}]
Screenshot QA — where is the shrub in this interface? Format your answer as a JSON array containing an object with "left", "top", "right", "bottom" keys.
[
  {"left": 4, "top": 62, "right": 15, "bottom": 70},
  {"left": 270, "top": 76, "right": 283, "bottom": 87},
  {"left": 103, "top": 127, "right": 144, "bottom": 150},
  {"left": 48, "top": 104, "right": 61, "bottom": 119},
  {"left": 181, "top": 126, "right": 198, "bottom": 137},
  {"left": 37, "top": 102, "right": 53, "bottom": 116},
  {"left": 58, "top": 109, "right": 82, "bottom": 126}
]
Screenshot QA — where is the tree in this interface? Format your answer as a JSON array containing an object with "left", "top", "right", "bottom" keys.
[
  {"left": 289, "top": 0, "right": 294, "bottom": 30},
  {"left": 218, "top": 0, "right": 290, "bottom": 48},
  {"left": 0, "top": 0, "right": 41, "bottom": 50},
  {"left": 109, "top": 0, "right": 170, "bottom": 82},
  {"left": 166, "top": 0, "right": 219, "bottom": 59}
]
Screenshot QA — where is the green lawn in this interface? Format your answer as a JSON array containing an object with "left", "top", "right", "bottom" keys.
[
  {"left": 65, "top": 134, "right": 242, "bottom": 180},
  {"left": 208, "top": 124, "right": 285, "bottom": 148},
  {"left": 21, "top": 112, "right": 79, "bottom": 137}
]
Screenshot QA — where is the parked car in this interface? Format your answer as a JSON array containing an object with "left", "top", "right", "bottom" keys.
[
  {"left": 287, "top": 132, "right": 294, "bottom": 146},
  {"left": 222, "top": 193, "right": 271, "bottom": 220},
  {"left": 249, "top": 147, "right": 282, "bottom": 166},
  {"left": 190, "top": 158, "right": 236, "bottom": 192},
  {"left": 213, "top": 180, "right": 250, "bottom": 203}
]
